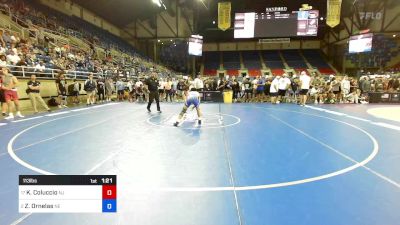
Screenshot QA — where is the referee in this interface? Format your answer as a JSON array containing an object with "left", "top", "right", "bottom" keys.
[{"left": 145, "top": 72, "right": 161, "bottom": 113}]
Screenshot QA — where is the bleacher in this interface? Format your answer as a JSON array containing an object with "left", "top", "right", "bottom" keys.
[
  {"left": 201, "top": 49, "right": 338, "bottom": 76},
  {"left": 262, "top": 50, "right": 285, "bottom": 75},
  {"left": 222, "top": 51, "right": 241, "bottom": 76},
  {"left": 242, "top": 51, "right": 262, "bottom": 77},
  {"left": 203, "top": 51, "right": 220, "bottom": 76},
  {"left": 281, "top": 50, "right": 308, "bottom": 70},
  {"left": 303, "top": 49, "right": 335, "bottom": 75}
]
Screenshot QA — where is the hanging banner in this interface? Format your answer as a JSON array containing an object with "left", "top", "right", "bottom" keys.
[
  {"left": 326, "top": 0, "right": 342, "bottom": 27},
  {"left": 218, "top": 2, "right": 231, "bottom": 31}
]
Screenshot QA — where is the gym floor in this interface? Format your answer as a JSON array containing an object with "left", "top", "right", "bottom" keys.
[{"left": 1, "top": 102, "right": 400, "bottom": 225}]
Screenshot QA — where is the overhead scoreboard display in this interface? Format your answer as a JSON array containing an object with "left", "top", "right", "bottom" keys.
[
  {"left": 188, "top": 35, "right": 203, "bottom": 56},
  {"left": 234, "top": 8, "right": 319, "bottom": 38},
  {"left": 349, "top": 33, "right": 373, "bottom": 53},
  {"left": 19, "top": 175, "right": 117, "bottom": 213}
]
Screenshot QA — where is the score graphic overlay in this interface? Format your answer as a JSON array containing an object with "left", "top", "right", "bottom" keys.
[{"left": 19, "top": 175, "right": 117, "bottom": 213}]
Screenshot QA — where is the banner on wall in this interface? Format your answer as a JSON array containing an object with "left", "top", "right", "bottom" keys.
[
  {"left": 218, "top": 2, "right": 231, "bottom": 31},
  {"left": 326, "top": 0, "right": 342, "bottom": 28}
]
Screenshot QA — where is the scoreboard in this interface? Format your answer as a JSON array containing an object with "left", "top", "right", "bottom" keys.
[
  {"left": 19, "top": 175, "right": 117, "bottom": 213},
  {"left": 234, "top": 10, "right": 319, "bottom": 38}
]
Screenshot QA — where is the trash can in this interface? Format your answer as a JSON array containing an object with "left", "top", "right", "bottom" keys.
[{"left": 223, "top": 91, "right": 233, "bottom": 104}]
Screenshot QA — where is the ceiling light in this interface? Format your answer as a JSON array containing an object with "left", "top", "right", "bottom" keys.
[{"left": 152, "top": 0, "right": 161, "bottom": 7}]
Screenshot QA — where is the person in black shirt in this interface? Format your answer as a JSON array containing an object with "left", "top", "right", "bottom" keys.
[
  {"left": 144, "top": 73, "right": 161, "bottom": 113},
  {"left": 55, "top": 73, "right": 68, "bottom": 108},
  {"left": 27, "top": 74, "right": 51, "bottom": 113}
]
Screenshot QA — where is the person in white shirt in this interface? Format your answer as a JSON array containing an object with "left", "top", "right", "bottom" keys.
[
  {"left": 277, "top": 73, "right": 291, "bottom": 103},
  {"left": 341, "top": 75, "right": 351, "bottom": 103},
  {"left": 0, "top": 54, "right": 7, "bottom": 67},
  {"left": 158, "top": 78, "right": 165, "bottom": 101},
  {"left": 6, "top": 51, "right": 20, "bottom": 65},
  {"left": 34, "top": 61, "right": 46, "bottom": 73},
  {"left": 193, "top": 75, "right": 204, "bottom": 91},
  {"left": 299, "top": 71, "right": 311, "bottom": 106},
  {"left": 270, "top": 76, "right": 280, "bottom": 104}
]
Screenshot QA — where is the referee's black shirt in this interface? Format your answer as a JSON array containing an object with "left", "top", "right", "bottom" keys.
[{"left": 145, "top": 77, "right": 159, "bottom": 92}]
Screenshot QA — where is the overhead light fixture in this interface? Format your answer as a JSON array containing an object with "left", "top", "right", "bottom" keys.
[
  {"left": 393, "top": 34, "right": 397, "bottom": 38},
  {"left": 152, "top": 0, "right": 161, "bottom": 7},
  {"left": 212, "top": 21, "right": 216, "bottom": 24},
  {"left": 158, "top": 39, "right": 160, "bottom": 42}
]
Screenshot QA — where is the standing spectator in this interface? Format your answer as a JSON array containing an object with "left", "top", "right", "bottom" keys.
[
  {"left": 164, "top": 78, "right": 173, "bottom": 102},
  {"left": 145, "top": 72, "right": 161, "bottom": 113},
  {"left": 105, "top": 78, "right": 114, "bottom": 102},
  {"left": 116, "top": 78, "right": 125, "bottom": 101},
  {"left": 55, "top": 73, "right": 68, "bottom": 108},
  {"left": 71, "top": 79, "right": 81, "bottom": 104},
  {"left": 341, "top": 76, "right": 351, "bottom": 102},
  {"left": 0, "top": 70, "right": 7, "bottom": 116},
  {"left": 158, "top": 78, "right": 165, "bottom": 101},
  {"left": 84, "top": 73, "right": 97, "bottom": 106},
  {"left": 348, "top": 78, "right": 359, "bottom": 104},
  {"left": 255, "top": 76, "right": 265, "bottom": 102},
  {"left": 277, "top": 73, "right": 291, "bottom": 103},
  {"left": 231, "top": 77, "right": 240, "bottom": 102},
  {"left": 97, "top": 77, "right": 106, "bottom": 103},
  {"left": 299, "top": 71, "right": 311, "bottom": 106},
  {"left": 2, "top": 66, "right": 24, "bottom": 119},
  {"left": 270, "top": 76, "right": 280, "bottom": 104},
  {"left": 242, "top": 77, "right": 252, "bottom": 102},
  {"left": 126, "top": 79, "right": 135, "bottom": 103},
  {"left": 27, "top": 74, "right": 51, "bottom": 113},
  {"left": 331, "top": 77, "right": 341, "bottom": 102},
  {"left": 193, "top": 75, "right": 204, "bottom": 91}
]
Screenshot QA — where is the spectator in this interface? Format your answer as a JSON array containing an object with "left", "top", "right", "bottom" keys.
[
  {"left": 84, "top": 73, "right": 97, "bottom": 106},
  {"left": 231, "top": 77, "right": 240, "bottom": 102},
  {"left": 27, "top": 74, "right": 51, "bottom": 113},
  {"left": 55, "top": 73, "right": 68, "bottom": 108},
  {"left": 0, "top": 54, "right": 6, "bottom": 67},
  {"left": 158, "top": 78, "right": 165, "bottom": 101},
  {"left": 331, "top": 77, "right": 341, "bottom": 102},
  {"left": 242, "top": 77, "right": 252, "bottom": 102},
  {"left": 97, "top": 77, "right": 105, "bottom": 103},
  {"left": 126, "top": 79, "right": 135, "bottom": 103},
  {"left": 6, "top": 50, "right": 20, "bottom": 65},
  {"left": 255, "top": 76, "right": 265, "bottom": 102},
  {"left": 116, "top": 78, "right": 125, "bottom": 101},
  {"left": 341, "top": 76, "right": 351, "bottom": 102},
  {"left": 0, "top": 70, "right": 7, "bottom": 116},
  {"left": 164, "top": 78, "right": 173, "bottom": 102},
  {"left": 193, "top": 75, "right": 204, "bottom": 91},
  {"left": 71, "top": 79, "right": 81, "bottom": 104},
  {"left": 277, "top": 73, "right": 291, "bottom": 103},
  {"left": 1, "top": 66, "right": 24, "bottom": 119},
  {"left": 270, "top": 76, "right": 280, "bottom": 104},
  {"left": 105, "top": 78, "right": 114, "bottom": 102},
  {"left": 299, "top": 71, "right": 311, "bottom": 106},
  {"left": 2, "top": 30, "right": 12, "bottom": 47},
  {"left": 34, "top": 61, "right": 45, "bottom": 73}
]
